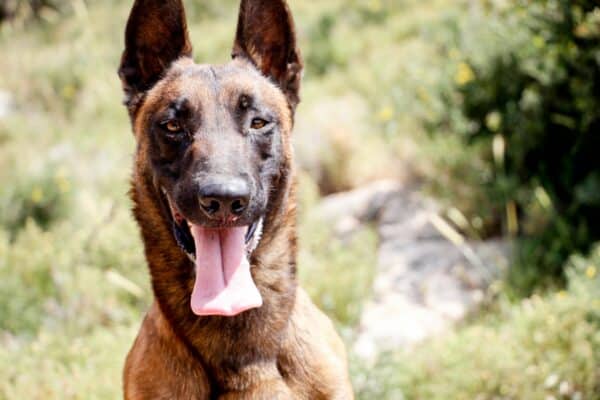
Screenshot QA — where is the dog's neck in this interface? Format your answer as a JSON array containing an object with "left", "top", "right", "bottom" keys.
[{"left": 131, "top": 161, "right": 298, "bottom": 388}]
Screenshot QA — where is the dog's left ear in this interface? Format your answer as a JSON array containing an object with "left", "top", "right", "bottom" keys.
[
  {"left": 232, "top": 0, "right": 303, "bottom": 110},
  {"left": 119, "top": 0, "right": 192, "bottom": 113}
]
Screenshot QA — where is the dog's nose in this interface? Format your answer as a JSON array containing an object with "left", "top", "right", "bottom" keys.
[{"left": 198, "top": 177, "right": 250, "bottom": 220}]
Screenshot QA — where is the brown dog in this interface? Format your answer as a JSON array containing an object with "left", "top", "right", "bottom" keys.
[{"left": 118, "top": 0, "right": 353, "bottom": 398}]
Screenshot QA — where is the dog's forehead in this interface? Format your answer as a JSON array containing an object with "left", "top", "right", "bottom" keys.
[{"left": 156, "top": 58, "right": 287, "bottom": 111}]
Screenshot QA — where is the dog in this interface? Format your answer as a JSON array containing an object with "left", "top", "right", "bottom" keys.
[{"left": 118, "top": 0, "right": 353, "bottom": 398}]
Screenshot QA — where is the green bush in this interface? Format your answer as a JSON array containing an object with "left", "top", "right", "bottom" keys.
[
  {"left": 0, "top": 209, "right": 147, "bottom": 336},
  {"left": 0, "top": 163, "right": 72, "bottom": 236},
  {"left": 305, "top": 13, "right": 346, "bottom": 77},
  {"left": 427, "top": 0, "right": 600, "bottom": 294},
  {"left": 0, "top": 0, "right": 64, "bottom": 24},
  {"left": 2, "top": 0, "right": 598, "bottom": 398},
  {"left": 355, "top": 243, "right": 600, "bottom": 399}
]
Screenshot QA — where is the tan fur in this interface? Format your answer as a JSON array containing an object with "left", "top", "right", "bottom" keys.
[
  {"left": 124, "top": 289, "right": 352, "bottom": 399},
  {"left": 120, "top": 1, "right": 353, "bottom": 398}
]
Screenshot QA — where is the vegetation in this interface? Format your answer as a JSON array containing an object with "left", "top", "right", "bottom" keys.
[
  {"left": 356, "top": 247, "right": 600, "bottom": 399},
  {"left": 0, "top": 0, "right": 598, "bottom": 399},
  {"left": 424, "top": 0, "right": 600, "bottom": 294}
]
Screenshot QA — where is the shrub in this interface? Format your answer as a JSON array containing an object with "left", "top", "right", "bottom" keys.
[
  {"left": 427, "top": 0, "right": 600, "bottom": 294},
  {"left": 0, "top": 0, "right": 63, "bottom": 24},
  {"left": 304, "top": 13, "right": 348, "bottom": 77},
  {"left": 0, "top": 163, "right": 72, "bottom": 236},
  {"left": 354, "top": 243, "right": 600, "bottom": 399}
]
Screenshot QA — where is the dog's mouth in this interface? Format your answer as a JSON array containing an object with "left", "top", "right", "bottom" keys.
[
  {"left": 163, "top": 189, "right": 264, "bottom": 317},
  {"left": 170, "top": 210, "right": 263, "bottom": 261}
]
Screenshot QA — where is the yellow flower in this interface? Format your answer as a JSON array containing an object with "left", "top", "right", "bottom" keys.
[
  {"left": 448, "top": 48, "right": 461, "bottom": 60},
  {"left": 55, "top": 167, "right": 68, "bottom": 179},
  {"left": 54, "top": 167, "right": 71, "bottom": 193},
  {"left": 532, "top": 35, "right": 545, "bottom": 49},
  {"left": 61, "top": 85, "right": 77, "bottom": 100},
  {"left": 586, "top": 265, "right": 597, "bottom": 279},
  {"left": 534, "top": 186, "right": 552, "bottom": 210},
  {"left": 486, "top": 111, "right": 502, "bottom": 132},
  {"left": 455, "top": 62, "right": 475, "bottom": 86},
  {"left": 377, "top": 106, "right": 394, "bottom": 123},
  {"left": 417, "top": 87, "right": 430, "bottom": 103},
  {"left": 368, "top": 0, "right": 382, "bottom": 13},
  {"left": 556, "top": 290, "right": 567, "bottom": 299},
  {"left": 31, "top": 187, "right": 44, "bottom": 204},
  {"left": 56, "top": 177, "right": 71, "bottom": 194}
]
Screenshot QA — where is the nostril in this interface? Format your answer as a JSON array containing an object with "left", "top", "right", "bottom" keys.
[
  {"left": 200, "top": 197, "right": 221, "bottom": 215},
  {"left": 198, "top": 178, "right": 250, "bottom": 219},
  {"left": 230, "top": 199, "right": 247, "bottom": 216}
]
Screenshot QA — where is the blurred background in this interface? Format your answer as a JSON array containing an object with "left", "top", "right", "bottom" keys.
[{"left": 0, "top": 0, "right": 599, "bottom": 398}]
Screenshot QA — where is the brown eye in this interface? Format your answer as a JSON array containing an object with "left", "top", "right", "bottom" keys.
[
  {"left": 251, "top": 118, "right": 268, "bottom": 130},
  {"left": 165, "top": 120, "right": 181, "bottom": 133}
]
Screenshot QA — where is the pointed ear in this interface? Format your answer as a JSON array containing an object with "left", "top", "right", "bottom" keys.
[
  {"left": 232, "top": 0, "right": 303, "bottom": 109},
  {"left": 118, "top": 0, "right": 192, "bottom": 111}
]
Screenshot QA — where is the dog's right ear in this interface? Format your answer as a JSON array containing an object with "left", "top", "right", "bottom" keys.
[
  {"left": 118, "top": 0, "right": 192, "bottom": 112},
  {"left": 232, "top": 0, "right": 303, "bottom": 110}
]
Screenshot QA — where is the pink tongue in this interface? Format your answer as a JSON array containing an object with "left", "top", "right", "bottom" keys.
[{"left": 189, "top": 225, "right": 263, "bottom": 316}]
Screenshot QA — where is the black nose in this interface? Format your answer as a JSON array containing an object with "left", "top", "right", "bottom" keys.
[{"left": 198, "top": 177, "right": 250, "bottom": 220}]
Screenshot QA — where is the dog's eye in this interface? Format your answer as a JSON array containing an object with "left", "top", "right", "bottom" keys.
[
  {"left": 251, "top": 118, "right": 268, "bottom": 130},
  {"left": 164, "top": 120, "right": 182, "bottom": 133}
]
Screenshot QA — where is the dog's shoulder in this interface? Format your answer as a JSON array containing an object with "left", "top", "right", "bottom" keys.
[
  {"left": 123, "top": 303, "right": 211, "bottom": 400},
  {"left": 278, "top": 288, "right": 354, "bottom": 399}
]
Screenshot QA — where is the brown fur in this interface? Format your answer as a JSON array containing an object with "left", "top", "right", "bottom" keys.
[{"left": 119, "top": 0, "right": 353, "bottom": 399}]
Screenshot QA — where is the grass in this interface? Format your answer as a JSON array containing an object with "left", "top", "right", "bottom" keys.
[
  {"left": 1, "top": 0, "right": 598, "bottom": 399},
  {"left": 355, "top": 256, "right": 600, "bottom": 399}
]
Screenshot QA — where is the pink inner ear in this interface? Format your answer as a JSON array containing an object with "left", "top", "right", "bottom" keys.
[
  {"left": 232, "top": 0, "right": 303, "bottom": 108},
  {"left": 120, "top": 0, "right": 193, "bottom": 96}
]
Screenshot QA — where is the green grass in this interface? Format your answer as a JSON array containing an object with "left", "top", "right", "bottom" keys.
[
  {"left": 355, "top": 256, "right": 600, "bottom": 399},
  {"left": 1, "top": 1, "right": 598, "bottom": 399}
]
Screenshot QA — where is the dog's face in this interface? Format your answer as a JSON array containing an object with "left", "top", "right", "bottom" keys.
[
  {"left": 137, "top": 60, "right": 292, "bottom": 248},
  {"left": 119, "top": 0, "right": 302, "bottom": 317}
]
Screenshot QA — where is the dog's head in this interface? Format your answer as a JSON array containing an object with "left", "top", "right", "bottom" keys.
[{"left": 119, "top": 0, "right": 302, "bottom": 317}]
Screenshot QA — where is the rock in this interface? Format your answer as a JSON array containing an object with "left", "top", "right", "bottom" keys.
[
  {"left": 0, "top": 90, "right": 13, "bottom": 119},
  {"left": 315, "top": 179, "right": 400, "bottom": 222},
  {"left": 356, "top": 186, "right": 510, "bottom": 359},
  {"left": 312, "top": 180, "right": 401, "bottom": 237},
  {"left": 314, "top": 182, "right": 511, "bottom": 360}
]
